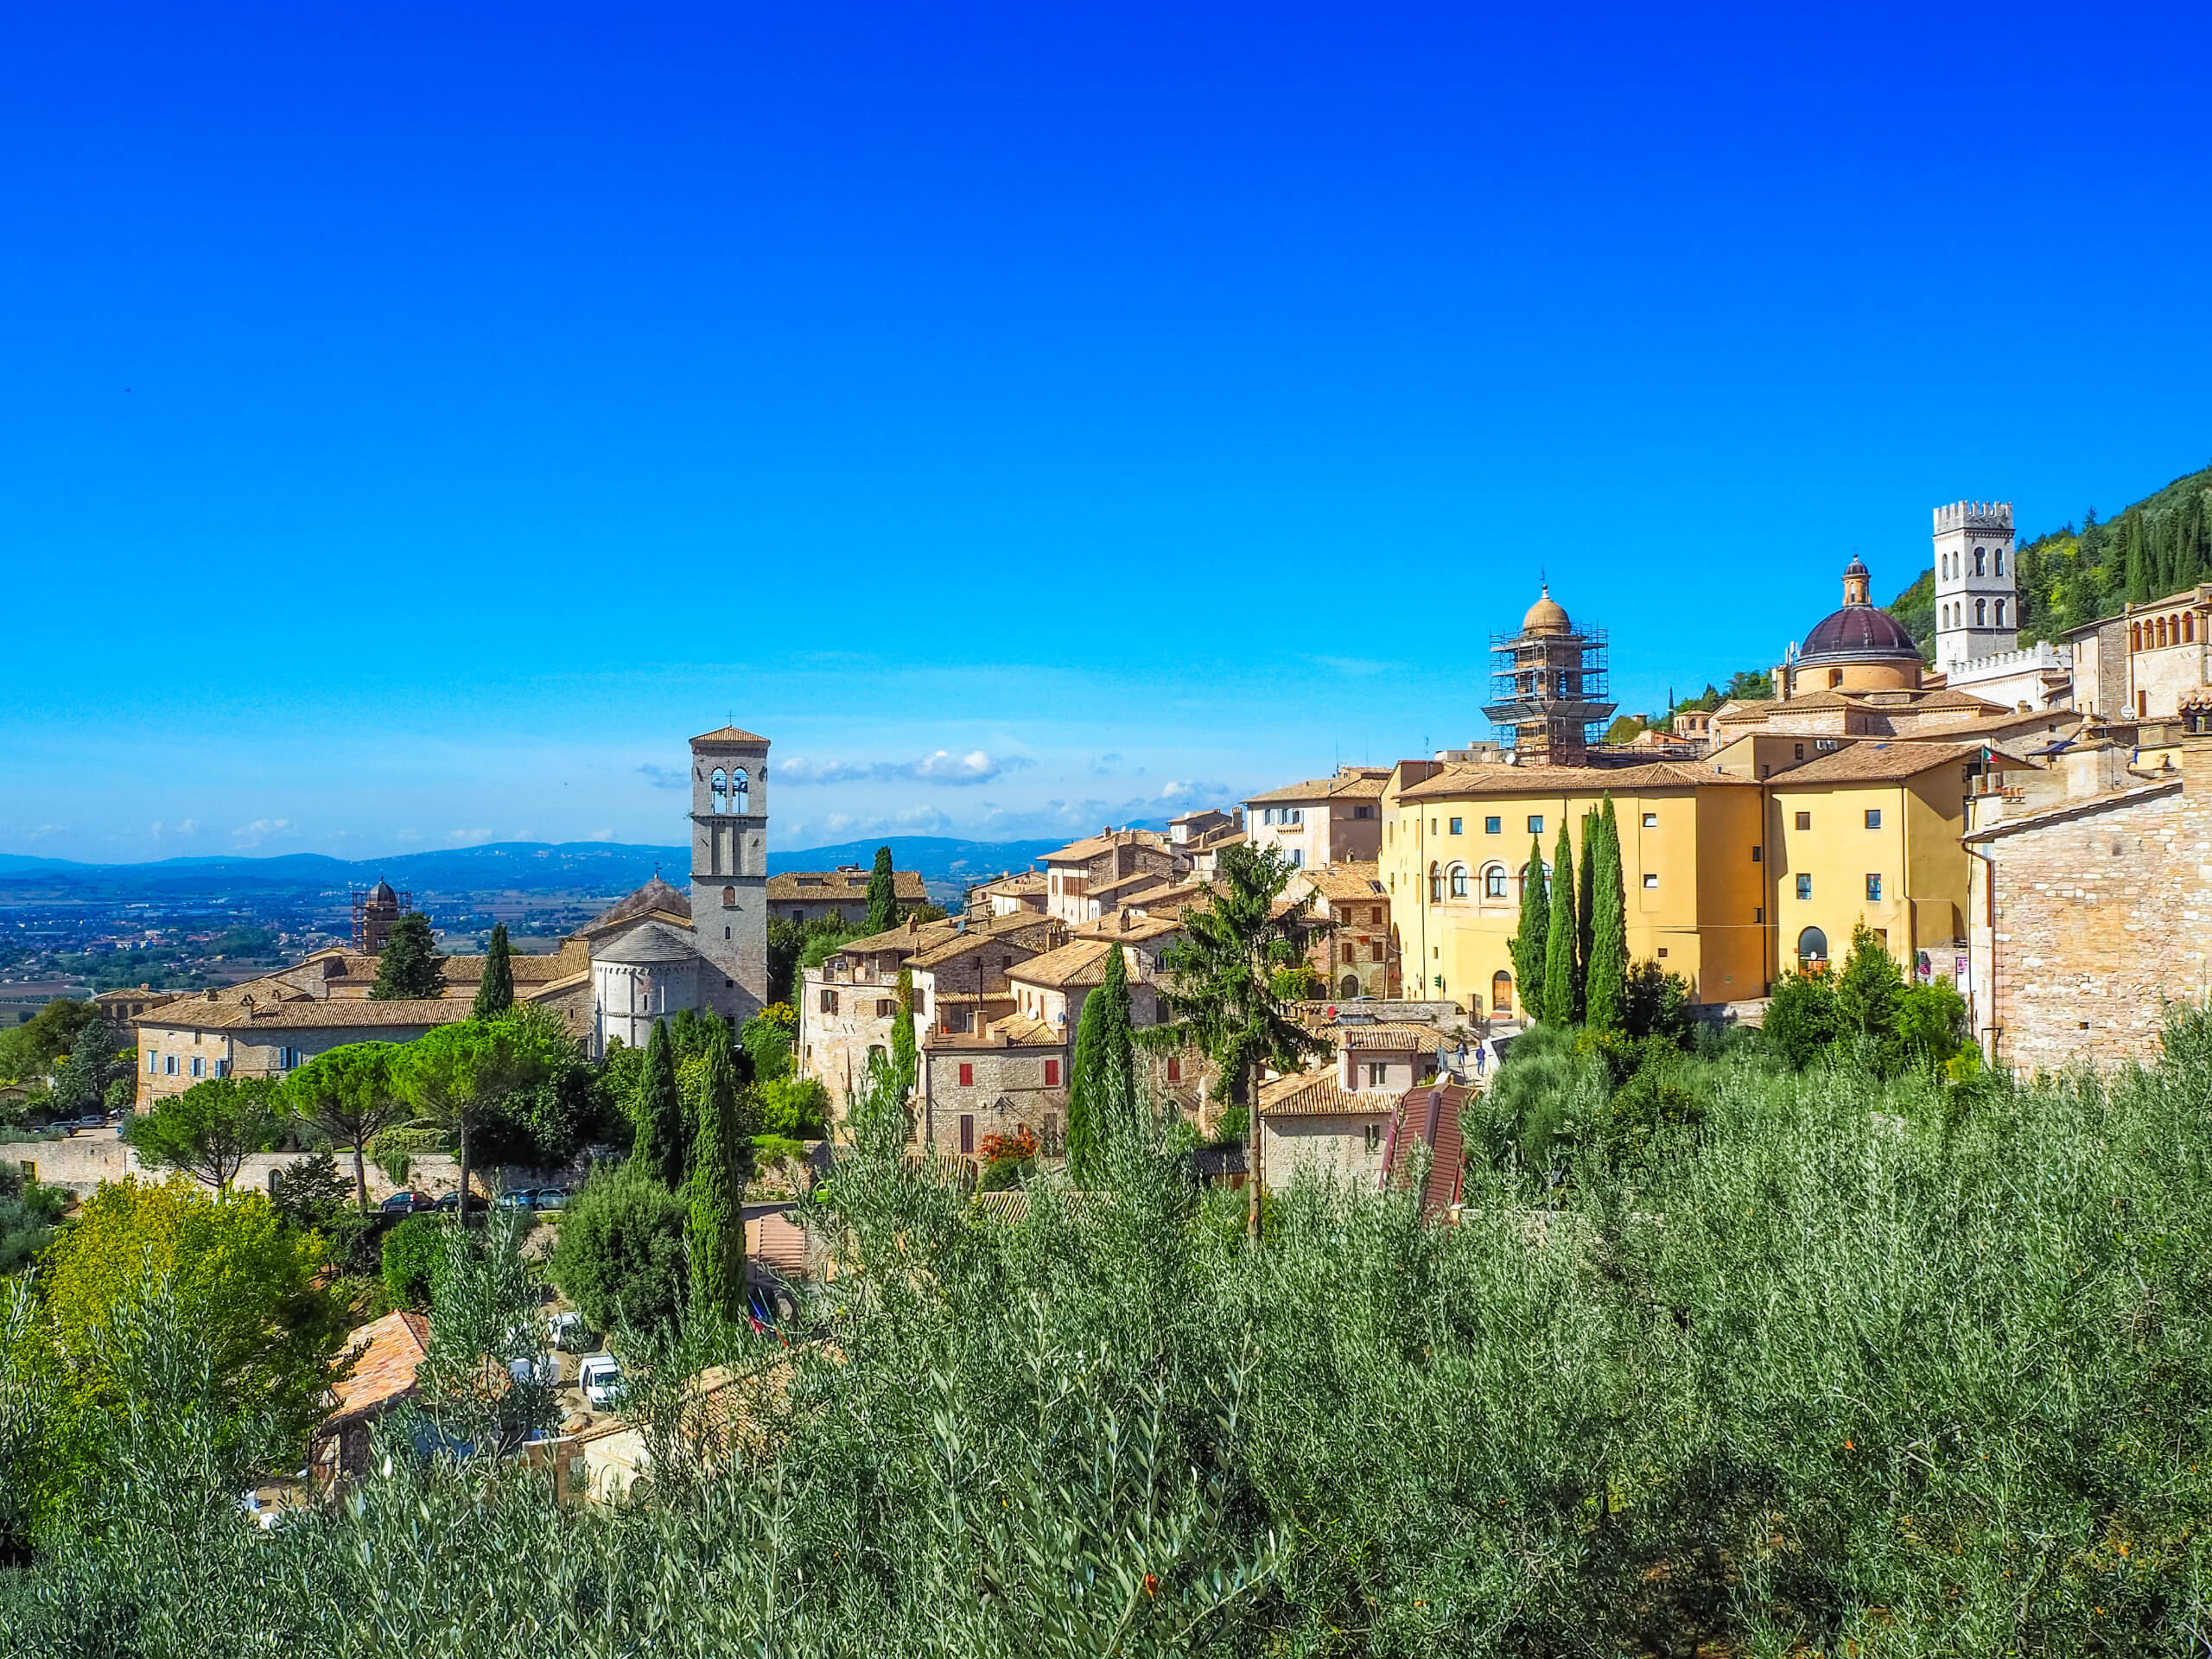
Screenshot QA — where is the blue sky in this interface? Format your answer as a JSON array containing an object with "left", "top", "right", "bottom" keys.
[{"left": 4, "top": 2, "right": 2209, "bottom": 861}]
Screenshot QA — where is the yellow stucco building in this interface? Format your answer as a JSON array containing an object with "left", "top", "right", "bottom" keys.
[{"left": 1382, "top": 760, "right": 1769, "bottom": 1014}]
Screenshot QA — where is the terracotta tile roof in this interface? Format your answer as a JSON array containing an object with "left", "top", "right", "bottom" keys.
[
  {"left": 1294, "top": 861, "right": 1389, "bottom": 902},
  {"left": 1245, "top": 768, "right": 1393, "bottom": 805},
  {"left": 1395, "top": 760, "right": 1755, "bottom": 801},
  {"left": 576, "top": 878, "right": 692, "bottom": 936},
  {"left": 1332, "top": 1023, "right": 1441, "bottom": 1051},
  {"left": 834, "top": 917, "right": 963, "bottom": 957},
  {"left": 909, "top": 915, "right": 1062, "bottom": 969},
  {"left": 692, "top": 725, "right": 771, "bottom": 745},
  {"left": 1041, "top": 828, "right": 1170, "bottom": 864},
  {"left": 1913, "top": 687, "right": 2008, "bottom": 712},
  {"left": 324, "top": 1311, "right": 429, "bottom": 1428},
  {"left": 766, "top": 869, "right": 928, "bottom": 902},
  {"left": 988, "top": 1013, "right": 1064, "bottom": 1046},
  {"left": 137, "top": 993, "right": 471, "bottom": 1033},
  {"left": 747, "top": 1211, "right": 814, "bottom": 1278},
  {"left": 1256, "top": 1071, "right": 1395, "bottom": 1118},
  {"left": 1088, "top": 871, "right": 1174, "bottom": 904},
  {"left": 1767, "top": 740, "right": 1980, "bottom": 785},
  {"left": 1961, "top": 778, "right": 2182, "bottom": 843},
  {"left": 1387, "top": 1084, "right": 1471, "bottom": 1217},
  {"left": 978, "top": 872, "right": 1048, "bottom": 895},
  {"left": 1006, "top": 938, "right": 1116, "bottom": 990},
  {"left": 1069, "top": 913, "right": 1185, "bottom": 945}
]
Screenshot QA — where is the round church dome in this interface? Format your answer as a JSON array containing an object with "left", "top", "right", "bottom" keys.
[
  {"left": 1521, "top": 586, "right": 1571, "bottom": 635},
  {"left": 1798, "top": 603, "right": 1919, "bottom": 664}
]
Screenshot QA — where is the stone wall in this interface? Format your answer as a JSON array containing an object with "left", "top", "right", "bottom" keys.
[
  {"left": 10, "top": 1131, "right": 604, "bottom": 1203},
  {"left": 1977, "top": 772, "right": 2212, "bottom": 1073}
]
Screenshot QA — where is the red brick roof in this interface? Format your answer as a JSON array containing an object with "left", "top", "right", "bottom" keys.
[{"left": 324, "top": 1310, "right": 429, "bottom": 1428}]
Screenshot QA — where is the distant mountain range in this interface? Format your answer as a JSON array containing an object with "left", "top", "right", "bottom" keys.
[{"left": 0, "top": 836, "right": 1074, "bottom": 898}]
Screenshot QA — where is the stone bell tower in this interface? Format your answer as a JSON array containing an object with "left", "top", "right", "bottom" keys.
[
  {"left": 1933, "top": 500, "right": 2018, "bottom": 677},
  {"left": 689, "top": 724, "right": 771, "bottom": 1021}
]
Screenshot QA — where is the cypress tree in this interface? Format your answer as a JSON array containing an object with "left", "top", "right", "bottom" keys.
[
  {"left": 1584, "top": 796, "right": 1630, "bottom": 1033},
  {"left": 470, "top": 923, "right": 515, "bottom": 1020},
  {"left": 686, "top": 1026, "right": 747, "bottom": 1323},
  {"left": 1542, "top": 820, "right": 1577, "bottom": 1027},
  {"left": 369, "top": 913, "right": 447, "bottom": 1001},
  {"left": 1508, "top": 835, "right": 1549, "bottom": 1023},
  {"left": 1066, "top": 942, "right": 1135, "bottom": 1184},
  {"left": 865, "top": 846, "right": 899, "bottom": 935},
  {"left": 1575, "top": 807, "right": 1599, "bottom": 1021},
  {"left": 629, "top": 1019, "right": 686, "bottom": 1192},
  {"left": 890, "top": 966, "right": 918, "bottom": 1096}
]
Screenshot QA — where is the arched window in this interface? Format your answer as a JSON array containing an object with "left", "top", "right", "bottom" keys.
[
  {"left": 1797, "top": 926, "right": 1829, "bottom": 969},
  {"left": 2133, "top": 622, "right": 2144, "bottom": 651},
  {"left": 710, "top": 767, "right": 728, "bottom": 812},
  {"left": 1484, "top": 864, "right": 1508, "bottom": 899},
  {"left": 1428, "top": 862, "right": 1442, "bottom": 904},
  {"left": 2189, "top": 614, "right": 2197, "bottom": 645},
  {"left": 2158, "top": 616, "right": 2169, "bottom": 648},
  {"left": 1975, "top": 599, "right": 1987, "bottom": 626},
  {"left": 1448, "top": 864, "right": 1469, "bottom": 899},
  {"left": 732, "top": 767, "right": 749, "bottom": 806},
  {"left": 721, "top": 885, "right": 736, "bottom": 908},
  {"left": 1974, "top": 548, "right": 1986, "bottom": 575},
  {"left": 1491, "top": 970, "right": 1514, "bottom": 1014},
  {"left": 1993, "top": 599, "right": 2006, "bottom": 626},
  {"left": 1994, "top": 549, "right": 2005, "bottom": 575}
]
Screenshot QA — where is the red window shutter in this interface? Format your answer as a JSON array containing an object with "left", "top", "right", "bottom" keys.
[
  {"left": 960, "top": 1115, "right": 975, "bottom": 1154},
  {"left": 1166, "top": 1058, "right": 1181, "bottom": 1083},
  {"left": 958, "top": 1063, "right": 974, "bottom": 1087},
  {"left": 1045, "top": 1060, "right": 1059, "bottom": 1087}
]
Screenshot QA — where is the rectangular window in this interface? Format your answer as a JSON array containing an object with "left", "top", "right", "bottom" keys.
[
  {"left": 1353, "top": 804, "right": 1374, "bottom": 819},
  {"left": 1166, "top": 1058, "right": 1182, "bottom": 1084},
  {"left": 1370, "top": 941, "right": 1384, "bottom": 962},
  {"left": 214, "top": 1059, "right": 230, "bottom": 1078},
  {"left": 1656, "top": 947, "right": 1669, "bottom": 958},
  {"left": 1643, "top": 873, "right": 1658, "bottom": 888},
  {"left": 1751, "top": 846, "right": 1763, "bottom": 861},
  {"left": 164, "top": 1055, "right": 176, "bottom": 1076},
  {"left": 1289, "top": 849, "right": 1303, "bottom": 868},
  {"left": 1755, "top": 907, "right": 1764, "bottom": 924},
  {"left": 1794, "top": 743, "right": 1804, "bottom": 759},
  {"left": 957, "top": 1062, "right": 976, "bottom": 1086},
  {"left": 959, "top": 1115, "right": 975, "bottom": 1154},
  {"left": 1866, "top": 874, "right": 1883, "bottom": 900},
  {"left": 147, "top": 1052, "right": 158, "bottom": 1074},
  {"left": 1796, "top": 874, "right": 1812, "bottom": 900},
  {"left": 190, "top": 1057, "right": 204, "bottom": 1078},
  {"left": 1484, "top": 816, "right": 1501, "bottom": 835},
  {"left": 1527, "top": 816, "right": 1543, "bottom": 834},
  {"left": 1642, "top": 812, "right": 1657, "bottom": 828},
  {"left": 1364, "top": 1123, "right": 1382, "bottom": 1154},
  {"left": 819, "top": 988, "right": 838, "bottom": 1014},
  {"left": 1448, "top": 817, "right": 1463, "bottom": 835},
  {"left": 1366, "top": 1061, "right": 1388, "bottom": 1086},
  {"left": 1865, "top": 809, "right": 1882, "bottom": 829},
  {"left": 1285, "top": 809, "right": 1302, "bottom": 826},
  {"left": 876, "top": 998, "right": 896, "bottom": 1017},
  {"left": 1795, "top": 811, "right": 1811, "bottom": 831},
  {"left": 1044, "top": 1059, "right": 1060, "bottom": 1087}
]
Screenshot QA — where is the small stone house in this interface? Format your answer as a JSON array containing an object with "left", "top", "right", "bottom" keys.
[{"left": 766, "top": 867, "right": 928, "bottom": 926}]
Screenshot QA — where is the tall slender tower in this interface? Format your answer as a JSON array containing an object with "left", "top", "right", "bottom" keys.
[
  {"left": 1483, "top": 585, "right": 1614, "bottom": 766},
  {"left": 689, "top": 725, "right": 771, "bottom": 1022},
  {"left": 1932, "top": 501, "right": 2017, "bottom": 676}
]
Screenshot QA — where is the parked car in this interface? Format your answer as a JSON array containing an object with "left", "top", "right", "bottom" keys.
[
  {"left": 530, "top": 1187, "right": 570, "bottom": 1211},
  {"left": 578, "top": 1353, "right": 625, "bottom": 1409},
  {"left": 431, "top": 1192, "right": 487, "bottom": 1215},
  {"left": 378, "top": 1191, "right": 429, "bottom": 1215},
  {"left": 69, "top": 1115, "right": 106, "bottom": 1134},
  {"left": 494, "top": 1190, "right": 535, "bottom": 1211},
  {"left": 548, "top": 1311, "right": 598, "bottom": 1353}
]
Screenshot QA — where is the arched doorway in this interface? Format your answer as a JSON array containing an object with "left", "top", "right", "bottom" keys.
[
  {"left": 1796, "top": 926, "right": 1829, "bottom": 972},
  {"left": 1491, "top": 970, "right": 1514, "bottom": 1014},
  {"left": 1338, "top": 973, "right": 1360, "bottom": 999}
]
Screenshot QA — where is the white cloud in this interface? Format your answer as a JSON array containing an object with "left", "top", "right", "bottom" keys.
[
  {"left": 396, "top": 829, "right": 423, "bottom": 843},
  {"left": 1159, "top": 779, "right": 1230, "bottom": 800},
  {"left": 446, "top": 827, "right": 493, "bottom": 846},
  {"left": 175, "top": 819, "right": 197, "bottom": 837},
  {"left": 639, "top": 763, "right": 689, "bottom": 790},
  {"left": 232, "top": 818, "right": 291, "bottom": 848},
  {"left": 586, "top": 827, "right": 616, "bottom": 841},
  {"left": 26, "top": 823, "right": 63, "bottom": 842},
  {"left": 778, "top": 750, "right": 1033, "bottom": 788}
]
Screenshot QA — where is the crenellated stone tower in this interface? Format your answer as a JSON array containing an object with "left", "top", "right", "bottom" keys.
[
  {"left": 689, "top": 725, "right": 771, "bottom": 1022},
  {"left": 1933, "top": 500, "right": 2018, "bottom": 677}
]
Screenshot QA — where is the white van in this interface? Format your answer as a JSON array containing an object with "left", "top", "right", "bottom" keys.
[{"left": 578, "top": 1353, "right": 625, "bottom": 1408}]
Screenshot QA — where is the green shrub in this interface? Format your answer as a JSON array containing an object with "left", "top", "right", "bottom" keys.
[
  {"left": 1760, "top": 969, "right": 1838, "bottom": 1070},
  {"left": 547, "top": 1165, "right": 687, "bottom": 1338},
  {"left": 758, "top": 1074, "right": 828, "bottom": 1139},
  {"left": 379, "top": 1215, "right": 446, "bottom": 1309}
]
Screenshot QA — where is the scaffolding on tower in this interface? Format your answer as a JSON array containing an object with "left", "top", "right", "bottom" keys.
[{"left": 1482, "top": 620, "right": 1614, "bottom": 766}]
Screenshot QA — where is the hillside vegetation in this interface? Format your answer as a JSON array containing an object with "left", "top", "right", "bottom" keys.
[
  {"left": 1885, "top": 459, "right": 2212, "bottom": 655},
  {"left": 9, "top": 1011, "right": 2212, "bottom": 1655}
]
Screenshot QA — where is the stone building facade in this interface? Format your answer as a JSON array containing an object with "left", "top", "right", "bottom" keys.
[
  {"left": 766, "top": 867, "right": 927, "bottom": 925},
  {"left": 1243, "top": 769, "right": 1391, "bottom": 868},
  {"left": 1963, "top": 736, "right": 2212, "bottom": 1073},
  {"left": 1039, "top": 830, "right": 1181, "bottom": 925}
]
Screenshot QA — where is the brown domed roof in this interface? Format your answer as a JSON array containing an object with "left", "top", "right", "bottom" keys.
[
  {"left": 1799, "top": 603, "right": 1920, "bottom": 664},
  {"left": 1521, "top": 586, "right": 1570, "bottom": 635}
]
